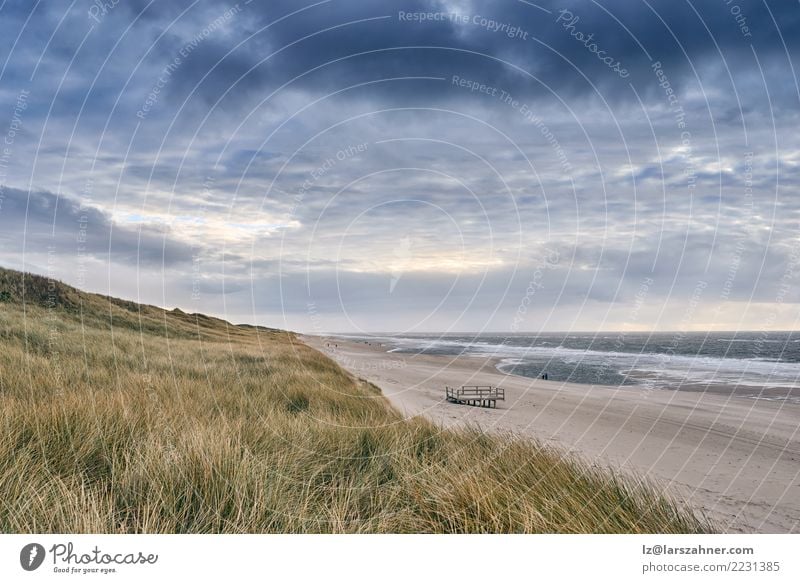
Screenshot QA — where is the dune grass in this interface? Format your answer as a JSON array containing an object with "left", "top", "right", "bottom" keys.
[{"left": 0, "top": 267, "right": 712, "bottom": 533}]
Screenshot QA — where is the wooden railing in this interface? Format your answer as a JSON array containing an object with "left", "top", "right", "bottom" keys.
[{"left": 445, "top": 385, "right": 505, "bottom": 408}]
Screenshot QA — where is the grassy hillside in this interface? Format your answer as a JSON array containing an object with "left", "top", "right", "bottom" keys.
[{"left": 0, "top": 266, "right": 711, "bottom": 533}]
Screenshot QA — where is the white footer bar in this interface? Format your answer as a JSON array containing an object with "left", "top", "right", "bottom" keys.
[{"left": 1, "top": 534, "right": 796, "bottom": 582}]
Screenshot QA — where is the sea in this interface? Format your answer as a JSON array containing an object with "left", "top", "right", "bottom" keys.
[{"left": 339, "top": 332, "right": 800, "bottom": 404}]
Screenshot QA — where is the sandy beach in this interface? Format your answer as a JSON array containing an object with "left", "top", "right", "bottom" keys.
[{"left": 303, "top": 335, "right": 800, "bottom": 533}]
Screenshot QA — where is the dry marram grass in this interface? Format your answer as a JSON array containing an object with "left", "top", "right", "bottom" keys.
[{"left": 0, "top": 267, "right": 712, "bottom": 533}]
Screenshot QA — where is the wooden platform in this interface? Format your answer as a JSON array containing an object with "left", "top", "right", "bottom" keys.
[{"left": 445, "top": 385, "right": 505, "bottom": 408}]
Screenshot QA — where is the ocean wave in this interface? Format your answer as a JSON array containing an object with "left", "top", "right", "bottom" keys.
[
  {"left": 717, "top": 338, "right": 787, "bottom": 343},
  {"left": 359, "top": 334, "right": 800, "bottom": 390}
]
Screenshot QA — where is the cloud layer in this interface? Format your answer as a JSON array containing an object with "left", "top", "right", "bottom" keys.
[{"left": 1, "top": 0, "right": 799, "bottom": 332}]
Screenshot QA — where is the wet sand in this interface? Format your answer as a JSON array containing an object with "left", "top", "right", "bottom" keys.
[{"left": 303, "top": 335, "right": 800, "bottom": 533}]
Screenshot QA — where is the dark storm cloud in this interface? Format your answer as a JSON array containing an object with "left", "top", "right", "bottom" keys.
[
  {"left": 3, "top": 1, "right": 798, "bottom": 124},
  {"left": 142, "top": 0, "right": 800, "bottom": 113},
  {"left": 0, "top": 187, "right": 193, "bottom": 266}
]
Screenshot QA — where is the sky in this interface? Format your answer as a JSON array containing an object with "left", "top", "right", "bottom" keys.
[{"left": 0, "top": 0, "right": 799, "bottom": 334}]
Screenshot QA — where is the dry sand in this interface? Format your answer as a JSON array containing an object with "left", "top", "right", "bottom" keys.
[{"left": 302, "top": 335, "right": 800, "bottom": 533}]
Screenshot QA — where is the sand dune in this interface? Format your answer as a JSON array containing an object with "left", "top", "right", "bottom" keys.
[{"left": 303, "top": 335, "right": 800, "bottom": 533}]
